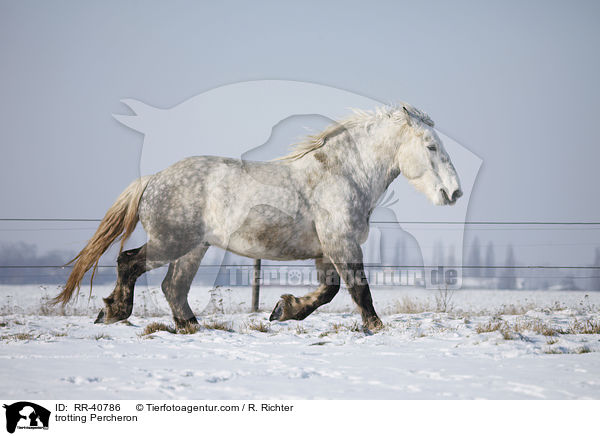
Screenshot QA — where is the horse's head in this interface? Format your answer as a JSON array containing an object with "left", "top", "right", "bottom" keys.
[{"left": 396, "top": 106, "right": 462, "bottom": 206}]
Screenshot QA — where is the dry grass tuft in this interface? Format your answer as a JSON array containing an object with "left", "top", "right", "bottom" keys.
[
  {"left": 246, "top": 320, "right": 270, "bottom": 333},
  {"left": 349, "top": 321, "right": 362, "bottom": 332},
  {"left": 93, "top": 333, "right": 111, "bottom": 340},
  {"left": 295, "top": 324, "right": 307, "bottom": 335},
  {"left": 476, "top": 316, "right": 600, "bottom": 344},
  {"left": 499, "top": 318, "right": 562, "bottom": 337},
  {"left": 140, "top": 321, "right": 202, "bottom": 336},
  {"left": 321, "top": 321, "right": 363, "bottom": 336},
  {"left": 141, "top": 322, "right": 176, "bottom": 336},
  {"left": 545, "top": 345, "right": 591, "bottom": 355},
  {"left": 475, "top": 320, "right": 505, "bottom": 334},
  {"left": 394, "top": 296, "right": 430, "bottom": 314},
  {"left": 515, "top": 319, "right": 561, "bottom": 337},
  {"left": 475, "top": 320, "right": 514, "bottom": 340},
  {"left": 496, "top": 303, "right": 535, "bottom": 316},
  {"left": 477, "top": 318, "right": 562, "bottom": 338},
  {"left": 178, "top": 323, "right": 200, "bottom": 335},
  {"left": 201, "top": 319, "right": 234, "bottom": 332},
  {"left": 1, "top": 333, "right": 35, "bottom": 341},
  {"left": 568, "top": 319, "right": 600, "bottom": 335},
  {"left": 330, "top": 322, "right": 345, "bottom": 333}
]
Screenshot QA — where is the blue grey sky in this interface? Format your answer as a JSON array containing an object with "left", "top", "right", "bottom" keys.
[{"left": 1, "top": 0, "right": 599, "bottom": 267}]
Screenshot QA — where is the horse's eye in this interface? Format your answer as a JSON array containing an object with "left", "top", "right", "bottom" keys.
[{"left": 427, "top": 145, "right": 437, "bottom": 151}]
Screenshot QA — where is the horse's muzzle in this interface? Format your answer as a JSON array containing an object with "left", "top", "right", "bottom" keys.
[
  {"left": 94, "top": 309, "right": 105, "bottom": 324},
  {"left": 440, "top": 189, "right": 462, "bottom": 205}
]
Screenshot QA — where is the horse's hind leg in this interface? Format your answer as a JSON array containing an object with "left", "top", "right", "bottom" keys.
[
  {"left": 161, "top": 244, "right": 208, "bottom": 329},
  {"left": 269, "top": 258, "right": 340, "bottom": 322},
  {"left": 95, "top": 244, "right": 153, "bottom": 324},
  {"left": 95, "top": 240, "right": 187, "bottom": 324}
]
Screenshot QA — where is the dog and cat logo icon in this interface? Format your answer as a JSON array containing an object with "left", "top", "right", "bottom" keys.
[{"left": 3, "top": 402, "right": 50, "bottom": 433}]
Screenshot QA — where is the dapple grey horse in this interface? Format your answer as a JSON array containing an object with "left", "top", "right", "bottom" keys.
[{"left": 54, "top": 104, "right": 461, "bottom": 331}]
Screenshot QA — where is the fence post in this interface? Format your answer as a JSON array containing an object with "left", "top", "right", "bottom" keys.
[{"left": 251, "top": 259, "right": 261, "bottom": 312}]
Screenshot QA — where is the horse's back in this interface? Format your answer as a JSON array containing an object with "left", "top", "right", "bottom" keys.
[{"left": 138, "top": 156, "right": 321, "bottom": 259}]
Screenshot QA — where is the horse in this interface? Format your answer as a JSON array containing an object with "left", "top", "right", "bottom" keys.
[{"left": 53, "top": 104, "right": 462, "bottom": 331}]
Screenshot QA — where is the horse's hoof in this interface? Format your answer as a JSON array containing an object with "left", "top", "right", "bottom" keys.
[
  {"left": 269, "top": 299, "right": 285, "bottom": 321},
  {"left": 174, "top": 316, "right": 199, "bottom": 330},
  {"left": 94, "top": 308, "right": 129, "bottom": 325},
  {"left": 270, "top": 294, "right": 306, "bottom": 321},
  {"left": 94, "top": 309, "right": 105, "bottom": 324},
  {"left": 363, "top": 317, "right": 384, "bottom": 333}
]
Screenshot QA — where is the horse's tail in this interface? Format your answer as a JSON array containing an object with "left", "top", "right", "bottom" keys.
[{"left": 52, "top": 176, "right": 151, "bottom": 306}]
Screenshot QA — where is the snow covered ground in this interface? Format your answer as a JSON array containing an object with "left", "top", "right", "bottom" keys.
[{"left": 1, "top": 284, "right": 599, "bottom": 399}]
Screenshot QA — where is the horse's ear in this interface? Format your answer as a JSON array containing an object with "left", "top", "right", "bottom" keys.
[
  {"left": 113, "top": 99, "right": 159, "bottom": 133},
  {"left": 403, "top": 106, "right": 412, "bottom": 127}
]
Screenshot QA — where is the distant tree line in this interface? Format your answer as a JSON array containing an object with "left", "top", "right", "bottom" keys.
[
  {"left": 457, "top": 239, "right": 596, "bottom": 291},
  {"left": 1, "top": 239, "right": 599, "bottom": 291},
  {"left": 0, "top": 242, "right": 115, "bottom": 285}
]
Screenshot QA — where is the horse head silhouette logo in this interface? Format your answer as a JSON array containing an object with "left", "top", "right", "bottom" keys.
[
  {"left": 3, "top": 402, "right": 50, "bottom": 433},
  {"left": 113, "top": 80, "right": 481, "bottom": 289}
]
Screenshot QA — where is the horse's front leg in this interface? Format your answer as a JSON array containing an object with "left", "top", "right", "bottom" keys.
[
  {"left": 269, "top": 258, "right": 340, "bottom": 322},
  {"left": 333, "top": 260, "right": 383, "bottom": 331},
  {"left": 324, "top": 241, "right": 383, "bottom": 331}
]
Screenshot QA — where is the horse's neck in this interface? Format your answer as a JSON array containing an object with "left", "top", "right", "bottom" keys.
[
  {"left": 337, "top": 125, "right": 401, "bottom": 205},
  {"left": 297, "top": 123, "right": 401, "bottom": 206}
]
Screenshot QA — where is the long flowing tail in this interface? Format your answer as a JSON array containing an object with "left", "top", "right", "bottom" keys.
[{"left": 52, "top": 176, "right": 151, "bottom": 305}]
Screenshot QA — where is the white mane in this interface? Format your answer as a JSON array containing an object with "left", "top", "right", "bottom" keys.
[{"left": 278, "top": 103, "right": 434, "bottom": 161}]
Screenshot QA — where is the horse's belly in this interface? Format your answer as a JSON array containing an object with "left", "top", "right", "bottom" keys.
[
  {"left": 225, "top": 233, "right": 322, "bottom": 261},
  {"left": 207, "top": 206, "right": 322, "bottom": 261}
]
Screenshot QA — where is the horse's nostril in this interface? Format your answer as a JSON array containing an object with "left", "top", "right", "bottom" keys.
[
  {"left": 451, "top": 189, "right": 463, "bottom": 201},
  {"left": 440, "top": 189, "right": 450, "bottom": 203}
]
